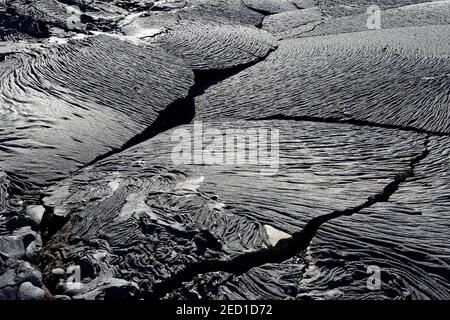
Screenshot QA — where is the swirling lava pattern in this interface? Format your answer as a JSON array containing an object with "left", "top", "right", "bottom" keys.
[
  {"left": 175, "top": 137, "right": 450, "bottom": 300},
  {"left": 0, "top": 35, "right": 193, "bottom": 187},
  {"left": 306, "top": 136, "right": 450, "bottom": 300},
  {"left": 276, "top": 1, "right": 450, "bottom": 40},
  {"left": 37, "top": 120, "right": 430, "bottom": 298},
  {"left": 196, "top": 25, "right": 450, "bottom": 134},
  {"left": 154, "top": 23, "right": 277, "bottom": 71},
  {"left": 0, "top": 0, "right": 450, "bottom": 301},
  {"left": 262, "top": 7, "right": 323, "bottom": 39}
]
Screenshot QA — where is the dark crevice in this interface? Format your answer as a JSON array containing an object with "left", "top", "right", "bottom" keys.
[
  {"left": 291, "top": 2, "right": 310, "bottom": 10},
  {"left": 30, "top": 46, "right": 434, "bottom": 299},
  {"left": 280, "top": 4, "right": 327, "bottom": 40},
  {"left": 54, "top": 0, "right": 96, "bottom": 12},
  {"left": 254, "top": 114, "right": 450, "bottom": 137},
  {"left": 246, "top": 6, "right": 273, "bottom": 17},
  {"left": 191, "top": 55, "right": 275, "bottom": 96},
  {"left": 79, "top": 94, "right": 195, "bottom": 169},
  {"left": 240, "top": 0, "right": 272, "bottom": 16},
  {"left": 3, "top": 171, "right": 42, "bottom": 203},
  {"left": 239, "top": 0, "right": 271, "bottom": 28},
  {"left": 39, "top": 204, "right": 68, "bottom": 243},
  {"left": 55, "top": 0, "right": 155, "bottom": 12},
  {"left": 0, "top": 10, "right": 50, "bottom": 38},
  {"left": 78, "top": 56, "right": 275, "bottom": 171},
  {"left": 34, "top": 57, "right": 278, "bottom": 296},
  {"left": 139, "top": 137, "right": 430, "bottom": 299}
]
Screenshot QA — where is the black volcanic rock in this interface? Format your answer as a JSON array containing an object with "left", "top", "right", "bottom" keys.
[
  {"left": 1, "top": 0, "right": 449, "bottom": 302},
  {"left": 290, "top": 0, "right": 316, "bottom": 8},
  {"left": 306, "top": 136, "right": 450, "bottom": 299},
  {"left": 179, "top": 136, "right": 450, "bottom": 300},
  {"left": 6, "top": 0, "right": 75, "bottom": 31},
  {"left": 38, "top": 120, "right": 427, "bottom": 299},
  {"left": 317, "top": 0, "right": 436, "bottom": 17},
  {"left": 0, "top": 11, "right": 49, "bottom": 40},
  {"left": 120, "top": 1, "right": 276, "bottom": 72},
  {"left": 275, "top": 1, "right": 450, "bottom": 40},
  {"left": 0, "top": 35, "right": 194, "bottom": 187},
  {"left": 153, "top": 22, "right": 278, "bottom": 71},
  {"left": 180, "top": 0, "right": 265, "bottom": 26},
  {"left": 195, "top": 25, "right": 450, "bottom": 134},
  {"left": 0, "top": 171, "right": 45, "bottom": 300},
  {"left": 121, "top": 0, "right": 265, "bottom": 32}
]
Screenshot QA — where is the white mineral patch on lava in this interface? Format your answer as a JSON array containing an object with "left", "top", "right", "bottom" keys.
[
  {"left": 108, "top": 173, "right": 122, "bottom": 192},
  {"left": 263, "top": 225, "right": 291, "bottom": 246},
  {"left": 175, "top": 176, "right": 205, "bottom": 193},
  {"left": 117, "top": 191, "right": 156, "bottom": 222}
]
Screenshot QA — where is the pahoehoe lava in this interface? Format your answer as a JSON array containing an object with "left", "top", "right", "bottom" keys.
[
  {"left": 35, "top": 121, "right": 429, "bottom": 298},
  {"left": 195, "top": 24, "right": 450, "bottom": 135},
  {"left": 1, "top": 0, "right": 450, "bottom": 301},
  {"left": 0, "top": 34, "right": 194, "bottom": 188}
]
